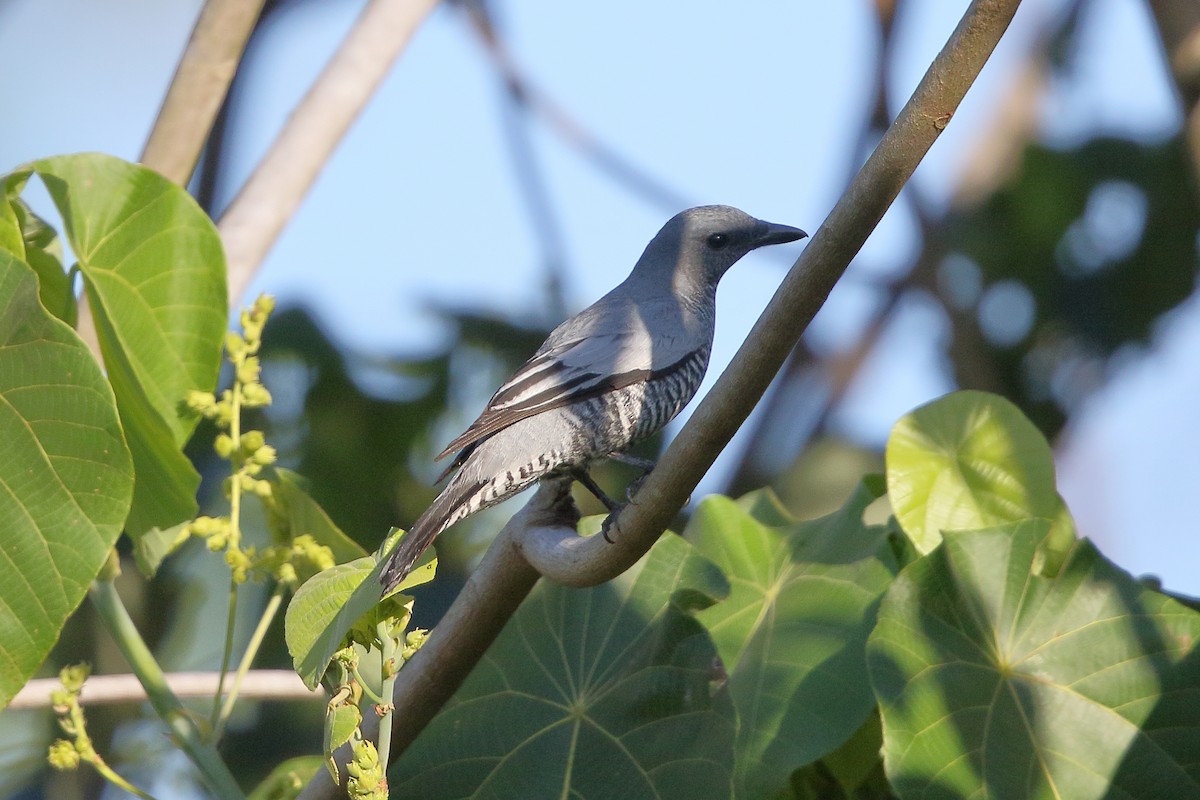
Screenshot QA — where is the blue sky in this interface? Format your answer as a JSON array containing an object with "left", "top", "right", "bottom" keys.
[{"left": 2, "top": 0, "right": 1197, "bottom": 593}]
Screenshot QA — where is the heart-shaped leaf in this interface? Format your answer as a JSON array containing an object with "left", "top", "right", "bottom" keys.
[
  {"left": 887, "top": 391, "right": 1067, "bottom": 553},
  {"left": 868, "top": 520, "right": 1200, "bottom": 799},
  {"left": 690, "top": 483, "right": 897, "bottom": 797},
  {"left": 391, "top": 531, "right": 736, "bottom": 799}
]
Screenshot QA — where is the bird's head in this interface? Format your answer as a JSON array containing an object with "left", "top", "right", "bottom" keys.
[{"left": 633, "top": 205, "right": 807, "bottom": 300}]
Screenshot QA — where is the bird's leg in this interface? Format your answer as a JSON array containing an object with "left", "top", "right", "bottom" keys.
[
  {"left": 572, "top": 469, "right": 621, "bottom": 512},
  {"left": 569, "top": 468, "right": 626, "bottom": 544},
  {"left": 608, "top": 451, "right": 655, "bottom": 501}
]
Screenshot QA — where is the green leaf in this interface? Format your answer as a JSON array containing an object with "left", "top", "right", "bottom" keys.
[
  {"left": 285, "top": 530, "right": 434, "bottom": 689},
  {"left": 270, "top": 467, "right": 368, "bottom": 564},
  {"left": 26, "top": 153, "right": 227, "bottom": 535},
  {"left": 886, "top": 391, "right": 1065, "bottom": 553},
  {"left": 132, "top": 520, "right": 191, "bottom": 578},
  {"left": 0, "top": 253, "right": 133, "bottom": 708},
  {"left": 324, "top": 702, "right": 362, "bottom": 781},
  {"left": 246, "top": 755, "right": 324, "bottom": 800},
  {"left": 690, "top": 485, "right": 897, "bottom": 798},
  {"left": 0, "top": 175, "right": 74, "bottom": 326},
  {"left": 391, "top": 531, "right": 736, "bottom": 799},
  {"left": 867, "top": 520, "right": 1200, "bottom": 799}
]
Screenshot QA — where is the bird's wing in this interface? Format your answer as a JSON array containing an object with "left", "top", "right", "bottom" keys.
[{"left": 435, "top": 330, "right": 656, "bottom": 462}]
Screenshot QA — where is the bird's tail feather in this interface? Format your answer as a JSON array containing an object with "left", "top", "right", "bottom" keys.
[{"left": 380, "top": 478, "right": 478, "bottom": 595}]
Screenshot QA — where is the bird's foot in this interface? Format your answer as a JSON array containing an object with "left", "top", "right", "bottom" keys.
[
  {"left": 607, "top": 451, "right": 655, "bottom": 502},
  {"left": 600, "top": 507, "right": 625, "bottom": 543}
]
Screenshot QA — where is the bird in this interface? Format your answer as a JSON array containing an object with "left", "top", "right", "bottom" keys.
[{"left": 380, "top": 205, "right": 807, "bottom": 594}]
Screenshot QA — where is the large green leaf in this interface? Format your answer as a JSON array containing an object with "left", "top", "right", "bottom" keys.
[
  {"left": 391, "top": 531, "right": 736, "bottom": 799},
  {"left": 25, "top": 153, "right": 227, "bottom": 535},
  {"left": 689, "top": 484, "right": 896, "bottom": 798},
  {"left": 887, "top": 391, "right": 1065, "bottom": 553},
  {"left": 285, "top": 529, "right": 435, "bottom": 689},
  {"left": 867, "top": 520, "right": 1200, "bottom": 799},
  {"left": 0, "top": 253, "right": 133, "bottom": 708}
]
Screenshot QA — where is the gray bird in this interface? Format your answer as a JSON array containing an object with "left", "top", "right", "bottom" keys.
[{"left": 380, "top": 205, "right": 806, "bottom": 593}]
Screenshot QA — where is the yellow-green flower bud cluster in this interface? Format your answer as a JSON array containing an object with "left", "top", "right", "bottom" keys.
[
  {"left": 400, "top": 628, "right": 429, "bottom": 663},
  {"left": 47, "top": 664, "right": 94, "bottom": 771},
  {"left": 346, "top": 736, "right": 387, "bottom": 800},
  {"left": 183, "top": 295, "right": 281, "bottom": 583}
]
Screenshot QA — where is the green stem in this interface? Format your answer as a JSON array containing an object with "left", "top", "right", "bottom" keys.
[
  {"left": 351, "top": 664, "right": 384, "bottom": 705},
  {"left": 212, "top": 377, "right": 245, "bottom": 731},
  {"left": 211, "top": 580, "right": 238, "bottom": 731},
  {"left": 91, "top": 756, "right": 159, "bottom": 800},
  {"left": 375, "top": 622, "right": 399, "bottom": 770},
  {"left": 89, "top": 578, "right": 244, "bottom": 800},
  {"left": 214, "top": 585, "right": 284, "bottom": 740}
]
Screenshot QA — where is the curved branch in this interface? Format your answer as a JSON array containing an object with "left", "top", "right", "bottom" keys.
[
  {"left": 301, "top": 0, "right": 1023, "bottom": 796},
  {"left": 217, "top": 0, "right": 442, "bottom": 306},
  {"left": 530, "top": 0, "right": 1025, "bottom": 586}
]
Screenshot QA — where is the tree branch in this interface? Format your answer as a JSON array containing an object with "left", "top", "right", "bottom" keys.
[
  {"left": 141, "top": 0, "right": 267, "bottom": 185},
  {"left": 301, "top": 0, "right": 1023, "bottom": 795},
  {"left": 1145, "top": 0, "right": 1200, "bottom": 181},
  {"left": 217, "top": 0, "right": 441, "bottom": 306},
  {"left": 527, "top": 0, "right": 1025, "bottom": 586},
  {"left": 8, "top": 669, "right": 317, "bottom": 710}
]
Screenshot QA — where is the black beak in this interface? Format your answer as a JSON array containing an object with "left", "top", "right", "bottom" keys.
[{"left": 755, "top": 221, "right": 808, "bottom": 247}]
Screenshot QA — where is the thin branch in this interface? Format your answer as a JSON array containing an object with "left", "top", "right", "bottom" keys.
[
  {"left": 461, "top": 1, "right": 690, "bottom": 212},
  {"left": 218, "top": 0, "right": 442, "bottom": 306},
  {"left": 141, "top": 0, "right": 267, "bottom": 185},
  {"left": 1145, "top": 0, "right": 1200, "bottom": 181},
  {"left": 467, "top": 0, "right": 570, "bottom": 320},
  {"left": 9, "top": 670, "right": 317, "bottom": 710},
  {"left": 524, "top": 0, "right": 1025, "bottom": 585}
]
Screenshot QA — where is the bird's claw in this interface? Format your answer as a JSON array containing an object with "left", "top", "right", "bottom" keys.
[{"left": 600, "top": 507, "right": 624, "bottom": 543}]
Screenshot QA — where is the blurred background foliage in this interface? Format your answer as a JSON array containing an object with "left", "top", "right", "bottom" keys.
[{"left": 7, "top": 0, "right": 1200, "bottom": 796}]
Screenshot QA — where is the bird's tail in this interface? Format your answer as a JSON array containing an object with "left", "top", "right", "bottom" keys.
[{"left": 379, "top": 476, "right": 480, "bottom": 595}]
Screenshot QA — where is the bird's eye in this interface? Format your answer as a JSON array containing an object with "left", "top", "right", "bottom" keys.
[{"left": 706, "top": 233, "right": 729, "bottom": 250}]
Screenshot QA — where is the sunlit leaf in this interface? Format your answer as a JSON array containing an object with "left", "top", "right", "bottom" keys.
[
  {"left": 690, "top": 484, "right": 896, "bottom": 797},
  {"left": 867, "top": 520, "right": 1200, "bottom": 799},
  {"left": 887, "top": 391, "right": 1065, "bottom": 553},
  {"left": 26, "top": 153, "right": 227, "bottom": 536},
  {"left": 391, "top": 531, "right": 735, "bottom": 799},
  {"left": 285, "top": 529, "right": 434, "bottom": 689},
  {"left": 0, "top": 253, "right": 133, "bottom": 708}
]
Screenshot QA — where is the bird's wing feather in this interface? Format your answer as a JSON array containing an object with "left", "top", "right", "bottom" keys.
[{"left": 435, "top": 330, "right": 653, "bottom": 461}]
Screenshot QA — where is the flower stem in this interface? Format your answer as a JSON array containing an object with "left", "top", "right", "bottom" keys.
[
  {"left": 211, "top": 579, "right": 239, "bottom": 732},
  {"left": 375, "top": 621, "right": 399, "bottom": 771},
  {"left": 89, "top": 578, "right": 244, "bottom": 800},
  {"left": 212, "top": 375, "right": 244, "bottom": 732},
  {"left": 214, "top": 585, "right": 284, "bottom": 740}
]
